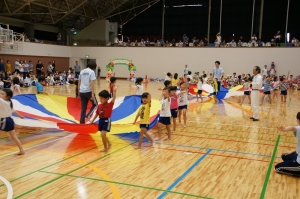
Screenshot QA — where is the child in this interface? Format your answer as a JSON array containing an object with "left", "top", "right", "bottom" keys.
[
  {"left": 280, "top": 77, "right": 288, "bottom": 102},
  {"left": 0, "top": 89, "right": 25, "bottom": 155},
  {"left": 164, "top": 80, "right": 171, "bottom": 88},
  {"left": 36, "top": 76, "right": 48, "bottom": 94},
  {"left": 240, "top": 78, "right": 252, "bottom": 105},
  {"left": 90, "top": 86, "right": 117, "bottom": 152},
  {"left": 47, "top": 62, "right": 53, "bottom": 75},
  {"left": 170, "top": 86, "right": 179, "bottom": 132},
  {"left": 272, "top": 76, "right": 280, "bottom": 100},
  {"left": 212, "top": 78, "right": 218, "bottom": 103},
  {"left": 270, "top": 65, "right": 276, "bottom": 77},
  {"left": 110, "top": 77, "right": 116, "bottom": 98},
  {"left": 178, "top": 82, "right": 188, "bottom": 127},
  {"left": 10, "top": 77, "right": 21, "bottom": 96},
  {"left": 260, "top": 76, "right": 272, "bottom": 105},
  {"left": 196, "top": 77, "right": 204, "bottom": 102},
  {"left": 262, "top": 65, "right": 268, "bottom": 76},
  {"left": 133, "top": 92, "right": 154, "bottom": 148},
  {"left": 275, "top": 112, "right": 300, "bottom": 177},
  {"left": 135, "top": 77, "right": 144, "bottom": 95},
  {"left": 172, "top": 73, "right": 179, "bottom": 86},
  {"left": 164, "top": 72, "right": 172, "bottom": 81},
  {"left": 157, "top": 88, "right": 172, "bottom": 140}
]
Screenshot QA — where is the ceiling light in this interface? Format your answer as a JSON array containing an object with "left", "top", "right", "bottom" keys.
[{"left": 173, "top": 4, "right": 202, "bottom": 7}]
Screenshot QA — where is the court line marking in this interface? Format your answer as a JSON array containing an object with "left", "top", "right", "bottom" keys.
[
  {"left": 0, "top": 134, "right": 130, "bottom": 188},
  {"left": 40, "top": 150, "right": 121, "bottom": 199},
  {"left": 260, "top": 135, "right": 280, "bottom": 199},
  {"left": 157, "top": 149, "right": 212, "bottom": 199},
  {"left": 187, "top": 121, "right": 277, "bottom": 129},
  {"left": 38, "top": 171, "right": 212, "bottom": 199},
  {"left": 0, "top": 134, "right": 75, "bottom": 159},
  {"left": 14, "top": 140, "right": 138, "bottom": 199},
  {"left": 0, "top": 176, "right": 13, "bottom": 199}
]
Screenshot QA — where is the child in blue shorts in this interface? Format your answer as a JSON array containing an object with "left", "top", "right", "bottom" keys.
[
  {"left": 90, "top": 86, "right": 117, "bottom": 152},
  {"left": 157, "top": 88, "right": 172, "bottom": 140},
  {"left": 0, "top": 89, "right": 25, "bottom": 155}
]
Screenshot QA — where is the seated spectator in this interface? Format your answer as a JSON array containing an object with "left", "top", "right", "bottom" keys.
[
  {"left": 178, "top": 40, "right": 183, "bottom": 47},
  {"left": 134, "top": 40, "right": 138, "bottom": 46},
  {"left": 204, "top": 38, "right": 208, "bottom": 47},
  {"left": 36, "top": 76, "right": 47, "bottom": 94},
  {"left": 248, "top": 40, "right": 252, "bottom": 47},
  {"left": 127, "top": 39, "right": 131, "bottom": 46},
  {"left": 171, "top": 39, "right": 176, "bottom": 46},
  {"left": 257, "top": 39, "right": 263, "bottom": 47},
  {"left": 68, "top": 72, "right": 75, "bottom": 84},
  {"left": 271, "top": 39, "right": 276, "bottom": 47},
  {"left": 145, "top": 38, "right": 150, "bottom": 46},
  {"left": 165, "top": 40, "right": 170, "bottom": 47},
  {"left": 292, "top": 37, "right": 297, "bottom": 47},
  {"left": 140, "top": 39, "right": 145, "bottom": 46},
  {"left": 221, "top": 40, "right": 226, "bottom": 47},
  {"left": 237, "top": 40, "right": 242, "bottom": 47},
  {"left": 228, "top": 39, "right": 236, "bottom": 47},
  {"left": 199, "top": 40, "right": 204, "bottom": 47},
  {"left": 160, "top": 39, "right": 165, "bottom": 47}
]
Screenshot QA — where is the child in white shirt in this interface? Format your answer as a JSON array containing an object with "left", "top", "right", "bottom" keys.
[{"left": 157, "top": 88, "right": 172, "bottom": 140}]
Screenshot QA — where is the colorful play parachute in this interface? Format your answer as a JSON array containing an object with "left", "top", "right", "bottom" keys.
[
  {"left": 12, "top": 94, "right": 160, "bottom": 134},
  {"left": 189, "top": 84, "right": 244, "bottom": 99}
]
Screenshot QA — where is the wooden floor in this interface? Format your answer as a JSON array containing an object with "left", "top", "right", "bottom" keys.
[{"left": 1, "top": 79, "right": 299, "bottom": 199}]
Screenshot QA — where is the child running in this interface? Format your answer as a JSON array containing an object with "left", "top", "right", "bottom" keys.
[
  {"left": 0, "top": 89, "right": 25, "bottom": 155},
  {"left": 135, "top": 77, "right": 144, "bottom": 95},
  {"left": 240, "top": 78, "right": 252, "bottom": 105},
  {"left": 261, "top": 75, "right": 272, "bottom": 105},
  {"left": 178, "top": 82, "right": 188, "bottom": 127},
  {"left": 275, "top": 112, "right": 300, "bottom": 177},
  {"left": 90, "top": 86, "right": 117, "bottom": 152},
  {"left": 196, "top": 77, "right": 204, "bottom": 102},
  {"left": 157, "top": 87, "right": 172, "bottom": 140},
  {"left": 133, "top": 92, "right": 154, "bottom": 148},
  {"left": 280, "top": 77, "right": 288, "bottom": 103},
  {"left": 170, "top": 86, "right": 179, "bottom": 132}
]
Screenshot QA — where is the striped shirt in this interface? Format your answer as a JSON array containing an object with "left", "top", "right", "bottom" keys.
[
  {"left": 263, "top": 80, "right": 271, "bottom": 91},
  {"left": 280, "top": 82, "right": 288, "bottom": 90}
]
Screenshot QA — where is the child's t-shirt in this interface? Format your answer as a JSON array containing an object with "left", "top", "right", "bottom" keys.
[
  {"left": 136, "top": 84, "right": 143, "bottom": 95},
  {"left": 263, "top": 80, "right": 271, "bottom": 91},
  {"left": 294, "top": 126, "right": 300, "bottom": 163},
  {"left": 172, "top": 78, "right": 179, "bottom": 86},
  {"left": 280, "top": 82, "right": 288, "bottom": 91},
  {"left": 197, "top": 81, "right": 203, "bottom": 90},
  {"left": 170, "top": 94, "right": 178, "bottom": 109},
  {"left": 139, "top": 103, "right": 150, "bottom": 124},
  {"left": 262, "top": 69, "right": 268, "bottom": 76},
  {"left": 96, "top": 102, "right": 114, "bottom": 118},
  {"left": 160, "top": 98, "right": 171, "bottom": 117},
  {"left": 36, "top": 82, "right": 44, "bottom": 93},
  {"left": 243, "top": 82, "right": 250, "bottom": 91},
  {"left": 10, "top": 84, "right": 21, "bottom": 96},
  {"left": 178, "top": 91, "right": 188, "bottom": 106},
  {"left": 0, "top": 98, "right": 13, "bottom": 118}
]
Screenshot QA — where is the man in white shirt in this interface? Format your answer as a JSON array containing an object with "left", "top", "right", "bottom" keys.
[
  {"left": 15, "top": 59, "right": 20, "bottom": 72},
  {"left": 78, "top": 61, "right": 97, "bottom": 124},
  {"left": 250, "top": 66, "right": 263, "bottom": 121},
  {"left": 212, "top": 61, "right": 224, "bottom": 94}
]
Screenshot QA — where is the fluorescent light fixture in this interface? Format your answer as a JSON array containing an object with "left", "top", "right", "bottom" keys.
[
  {"left": 173, "top": 4, "right": 202, "bottom": 7},
  {"left": 73, "top": 43, "right": 77, "bottom": 46},
  {"left": 233, "top": 34, "right": 234, "bottom": 36},
  {"left": 287, "top": 33, "right": 290, "bottom": 42}
]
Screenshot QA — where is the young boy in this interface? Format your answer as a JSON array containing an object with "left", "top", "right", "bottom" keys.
[
  {"left": 36, "top": 76, "right": 48, "bottom": 94},
  {"left": 157, "top": 87, "right": 172, "bottom": 140},
  {"left": 275, "top": 112, "right": 300, "bottom": 177},
  {"left": 260, "top": 76, "right": 272, "bottom": 105},
  {"left": 90, "top": 86, "right": 117, "bottom": 152},
  {"left": 133, "top": 92, "right": 154, "bottom": 149},
  {"left": 280, "top": 77, "right": 288, "bottom": 102}
]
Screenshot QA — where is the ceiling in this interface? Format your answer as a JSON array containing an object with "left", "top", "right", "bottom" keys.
[{"left": 0, "top": 0, "right": 160, "bottom": 29}]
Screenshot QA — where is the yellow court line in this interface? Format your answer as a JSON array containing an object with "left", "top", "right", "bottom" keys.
[{"left": 39, "top": 150, "right": 121, "bottom": 199}]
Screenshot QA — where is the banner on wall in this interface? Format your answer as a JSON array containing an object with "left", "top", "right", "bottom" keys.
[{"left": 106, "top": 58, "right": 137, "bottom": 72}]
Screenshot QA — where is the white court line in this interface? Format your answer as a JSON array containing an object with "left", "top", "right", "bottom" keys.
[
  {"left": 0, "top": 176, "right": 13, "bottom": 199},
  {"left": 187, "top": 121, "right": 276, "bottom": 129},
  {"left": 0, "top": 134, "right": 75, "bottom": 159}
]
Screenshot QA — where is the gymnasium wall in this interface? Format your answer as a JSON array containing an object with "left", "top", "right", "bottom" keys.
[{"left": 1, "top": 42, "right": 300, "bottom": 78}]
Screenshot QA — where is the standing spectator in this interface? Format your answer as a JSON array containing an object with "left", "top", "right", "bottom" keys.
[
  {"left": 274, "top": 30, "right": 282, "bottom": 47},
  {"left": 36, "top": 60, "right": 44, "bottom": 77},
  {"left": 52, "top": 60, "right": 56, "bottom": 72},
  {"left": 97, "top": 65, "right": 101, "bottom": 79},
  {"left": 15, "top": 59, "right": 20, "bottom": 73},
  {"left": 204, "top": 37, "right": 208, "bottom": 46},
  {"left": 78, "top": 61, "right": 97, "bottom": 124},
  {"left": 250, "top": 66, "right": 263, "bottom": 121},
  {"left": 74, "top": 61, "right": 81, "bottom": 76},
  {"left": 216, "top": 32, "right": 222, "bottom": 46},
  {"left": 5, "top": 60, "right": 11, "bottom": 72},
  {"left": 28, "top": 60, "right": 33, "bottom": 74},
  {"left": 47, "top": 62, "right": 54, "bottom": 75},
  {"left": 23, "top": 60, "right": 29, "bottom": 79},
  {"left": 182, "top": 34, "right": 188, "bottom": 44},
  {"left": 292, "top": 37, "right": 297, "bottom": 46},
  {"left": 57, "top": 32, "right": 62, "bottom": 44},
  {"left": 0, "top": 59, "right": 4, "bottom": 72},
  {"left": 212, "top": 61, "right": 224, "bottom": 94},
  {"left": 251, "top": 34, "right": 257, "bottom": 45}
]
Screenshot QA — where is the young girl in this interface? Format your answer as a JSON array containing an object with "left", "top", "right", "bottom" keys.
[
  {"left": 109, "top": 77, "right": 116, "bottom": 98},
  {"left": 240, "top": 78, "right": 252, "bottom": 105},
  {"left": 170, "top": 86, "right": 178, "bottom": 132},
  {"left": 10, "top": 77, "right": 21, "bottom": 96},
  {"left": 261, "top": 76, "right": 272, "bottom": 105},
  {"left": 172, "top": 73, "right": 179, "bottom": 86},
  {"left": 178, "top": 82, "right": 188, "bottom": 127},
  {"left": 133, "top": 92, "right": 154, "bottom": 148},
  {"left": 272, "top": 76, "right": 280, "bottom": 100},
  {"left": 196, "top": 77, "right": 204, "bottom": 102},
  {"left": 135, "top": 77, "right": 144, "bottom": 95},
  {"left": 0, "top": 89, "right": 25, "bottom": 155},
  {"left": 280, "top": 77, "right": 288, "bottom": 102},
  {"left": 270, "top": 65, "right": 276, "bottom": 77},
  {"left": 164, "top": 72, "right": 172, "bottom": 81}
]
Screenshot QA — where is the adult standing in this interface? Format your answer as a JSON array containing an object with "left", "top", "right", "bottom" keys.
[
  {"left": 250, "top": 66, "right": 263, "bottom": 121},
  {"left": 36, "top": 60, "right": 44, "bottom": 77},
  {"left": 28, "top": 60, "right": 33, "bottom": 74},
  {"left": 52, "top": 60, "right": 56, "bottom": 72},
  {"left": 78, "top": 61, "right": 98, "bottom": 124},
  {"left": 212, "top": 61, "right": 224, "bottom": 94},
  {"left": 5, "top": 60, "right": 11, "bottom": 72},
  {"left": 57, "top": 32, "right": 62, "bottom": 44},
  {"left": 0, "top": 59, "right": 4, "bottom": 72},
  {"left": 15, "top": 59, "right": 20, "bottom": 73},
  {"left": 97, "top": 65, "right": 101, "bottom": 79},
  {"left": 274, "top": 31, "right": 282, "bottom": 47},
  {"left": 74, "top": 61, "right": 81, "bottom": 77}
]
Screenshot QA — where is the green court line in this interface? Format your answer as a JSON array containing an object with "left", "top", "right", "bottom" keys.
[
  {"left": 14, "top": 140, "right": 138, "bottom": 198},
  {"left": 0, "top": 134, "right": 130, "bottom": 188},
  {"left": 260, "top": 135, "right": 280, "bottom": 199},
  {"left": 38, "top": 170, "right": 213, "bottom": 199}
]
